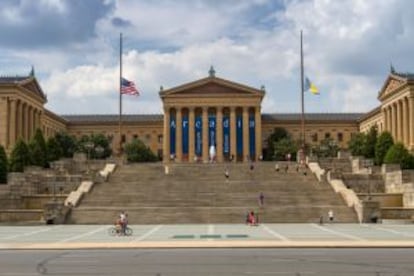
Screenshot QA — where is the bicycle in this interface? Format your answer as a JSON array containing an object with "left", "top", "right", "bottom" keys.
[{"left": 108, "top": 224, "right": 133, "bottom": 236}]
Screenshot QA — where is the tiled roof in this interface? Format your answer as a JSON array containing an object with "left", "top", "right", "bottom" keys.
[
  {"left": 61, "top": 113, "right": 363, "bottom": 123},
  {"left": 61, "top": 114, "right": 164, "bottom": 123},
  {"left": 393, "top": 72, "right": 414, "bottom": 80},
  {"left": 262, "top": 113, "right": 364, "bottom": 122},
  {"left": 0, "top": 76, "right": 30, "bottom": 83}
]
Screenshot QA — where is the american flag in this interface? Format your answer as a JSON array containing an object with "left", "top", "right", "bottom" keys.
[{"left": 121, "top": 77, "right": 139, "bottom": 95}]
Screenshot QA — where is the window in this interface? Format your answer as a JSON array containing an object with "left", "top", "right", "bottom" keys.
[
  {"left": 337, "top": 132, "right": 343, "bottom": 142},
  {"left": 158, "top": 135, "right": 163, "bottom": 143},
  {"left": 145, "top": 134, "right": 151, "bottom": 141},
  {"left": 325, "top": 133, "right": 331, "bottom": 139},
  {"left": 312, "top": 133, "right": 318, "bottom": 142},
  {"left": 133, "top": 134, "right": 138, "bottom": 140},
  {"left": 121, "top": 134, "right": 126, "bottom": 143}
]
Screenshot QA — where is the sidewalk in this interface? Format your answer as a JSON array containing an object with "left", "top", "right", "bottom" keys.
[{"left": 1, "top": 223, "right": 414, "bottom": 250}]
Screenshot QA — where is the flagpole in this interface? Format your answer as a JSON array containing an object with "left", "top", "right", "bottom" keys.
[
  {"left": 119, "top": 33, "right": 123, "bottom": 155},
  {"left": 300, "top": 30, "right": 305, "bottom": 160}
]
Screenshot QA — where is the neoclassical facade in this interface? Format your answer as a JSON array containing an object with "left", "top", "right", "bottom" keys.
[
  {"left": 0, "top": 67, "right": 413, "bottom": 162},
  {"left": 159, "top": 68, "right": 264, "bottom": 162}
]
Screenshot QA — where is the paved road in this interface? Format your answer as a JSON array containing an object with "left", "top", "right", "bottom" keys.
[
  {"left": 1, "top": 223, "right": 414, "bottom": 249},
  {"left": 0, "top": 248, "right": 413, "bottom": 275}
]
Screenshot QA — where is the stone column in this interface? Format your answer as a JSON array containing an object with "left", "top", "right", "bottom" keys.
[
  {"left": 28, "top": 106, "right": 33, "bottom": 140},
  {"left": 175, "top": 107, "right": 183, "bottom": 162},
  {"left": 403, "top": 98, "right": 409, "bottom": 146},
  {"left": 34, "top": 109, "right": 38, "bottom": 132},
  {"left": 382, "top": 108, "right": 387, "bottom": 132},
  {"left": 23, "top": 104, "right": 30, "bottom": 141},
  {"left": 188, "top": 107, "right": 195, "bottom": 163},
  {"left": 410, "top": 97, "right": 414, "bottom": 149},
  {"left": 242, "top": 107, "right": 250, "bottom": 162},
  {"left": 17, "top": 101, "right": 22, "bottom": 141},
  {"left": 0, "top": 97, "right": 8, "bottom": 147},
  {"left": 255, "top": 106, "right": 262, "bottom": 161},
  {"left": 8, "top": 98, "right": 17, "bottom": 147},
  {"left": 391, "top": 103, "right": 396, "bottom": 140},
  {"left": 396, "top": 100, "right": 402, "bottom": 142},
  {"left": 216, "top": 106, "right": 223, "bottom": 162},
  {"left": 388, "top": 106, "right": 392, "bottom": 134},
  {"left": 202, "top": 107, "right": 209, "bottom": 162},
  {"left": 163, "top": 107, "right": 170, "bottom": 163},
  {"left": 230, "top": 107, "right": 237, "bottom": 162}
]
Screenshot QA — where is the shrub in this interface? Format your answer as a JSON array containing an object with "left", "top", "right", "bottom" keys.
[
  {"left": 383, "top": 143, "right": 413, "bottom": 169},
  {"left": 9, "top": 139, "right": 30, "bottom": 172},
  {"left": 46, "top": 137, "right": 63, "bottom": 163},
  {"left": 348, "top": 133, "right": 366, "bottom": 156},
  {"left": 0, "top": 145, "right": 8, "bottom": 183},
  {"left": 375, "top": 131, "right": 394, "bottom": 165},
  {"left": 28, "top": 128, "right": 47, "bottom": 167},
  {"left": 364, "top": 126, "right": 378, "bottom": 159},
  {"left": 124, "top": 139, "right": 158, "bottom": 162}
]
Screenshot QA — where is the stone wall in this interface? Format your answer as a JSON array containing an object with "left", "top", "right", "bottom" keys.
[
  {"left": 383, "top": 164, "right": 414, "bottom": 207},
  {"left": 341, "top": 174, "right": 385, "bottom": 193}
]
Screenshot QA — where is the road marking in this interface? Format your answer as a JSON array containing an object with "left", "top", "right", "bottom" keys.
[
  {"left": 57, "top": 226, "right": 108, "bottom": 243},
  {"left": 207, "top": 224, "right": 215, "bottom": 241},
  {"left": 0, "top": 227, "right": 58, "bottom": 241},
  {"left": 311, "top": 224, "right": 365, "bottom": 241},
  {"left": 261, "top": 224, "right": 290, "bottom": 241},
  {"left": 132, "top": 225, "right": 163, "bottom": 242},
  {"left": 367, "top": 225, "right": 414, "bottom": 237}
]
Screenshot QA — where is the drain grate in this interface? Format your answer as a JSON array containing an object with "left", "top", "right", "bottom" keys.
[
  {"left": 226, "top": 234, "right": 249, "bottom": 238},
  {"left": 171, "top": 235, "right": 195, "bottom": 239},
  {"left": 200, "top": 234, "right": 221, "bottom": 239}
]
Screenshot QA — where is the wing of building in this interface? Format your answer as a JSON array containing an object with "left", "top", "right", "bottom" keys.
[{"left": 0, "top": 67, "right": 413, "bottom": 162}]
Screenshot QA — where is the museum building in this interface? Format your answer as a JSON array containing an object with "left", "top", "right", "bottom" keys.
[{"left": 0, "top": 67, "right": 413, "bottom": 162}]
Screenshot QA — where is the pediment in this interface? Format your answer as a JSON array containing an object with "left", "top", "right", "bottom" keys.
[
  {"left": 160, "top": 76, "right": 265, "bottom": 99},
  {"left": 378, "top": 74, "right": 405, "bottom": 100},
  {"left": 19, "top": 78, "right": 47, "bottom": 102}
]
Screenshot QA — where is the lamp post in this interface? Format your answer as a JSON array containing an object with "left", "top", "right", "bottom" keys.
[
  {"left": 95, "top": 145, "right": 104, "bottom": 159},
  {"left": 364, "top": 160, "right": 374, "bottom": 200},
  {"left": 84, "top": 141, "right": 94, "bottom": 173}
]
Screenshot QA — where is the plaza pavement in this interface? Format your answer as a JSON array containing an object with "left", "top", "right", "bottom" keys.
[{"left": 1, "top": 223, "right": 414, "bottom": 250}]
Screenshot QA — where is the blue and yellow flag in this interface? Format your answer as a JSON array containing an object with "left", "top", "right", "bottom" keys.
[{"left": 305, "top": 77, "right": 319, "bottom": 95}]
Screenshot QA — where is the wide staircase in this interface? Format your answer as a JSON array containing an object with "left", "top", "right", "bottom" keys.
[{"left": 67, "top": 162, "right": 358, "bottom": 224}]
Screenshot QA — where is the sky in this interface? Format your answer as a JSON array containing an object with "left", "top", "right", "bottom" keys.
[{"left": 1, "top": 0, "right": 414, "bottom": 115}]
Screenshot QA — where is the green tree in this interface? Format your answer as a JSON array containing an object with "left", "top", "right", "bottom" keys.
[
  {"left": 315, "top": 138, "right": 340, "bottom": 158},
  {"left": 46, "top": 137, "right": 63, "bottom": 163},
  {"left": 90, "top": 133, "right": 112, "bottom": 159},
  {"left": 363, "top": 126, "right": 378, "bottom": 159},
  {"left": 384, "top": 143, "right": 414, "bottom": 169},
  {"left": 273, "top": 137, "right": 298, "bottom": 161},
  {"left": 0, "top": 145, "right": 8, "bottom": 184},
  {"left": 264, "top": 127, "right": 290, "bottom": 161},
  {"left": 375, "top": 131, "right": 394, "bottom": 165},
  {"left": 55, "top": 132, "right": 77, "bottom": 158},
  {"left": 124, "top": 138, "right": 157, "bottom": 162},
  {"left": 348, "top": 133, "right": 366, "bottom": 156},
  {"left": 28, "top": 128, "right": 47, "bottom": 167},
  {"left": 9, "top": 139, "right": 30, "bottom": 172}
]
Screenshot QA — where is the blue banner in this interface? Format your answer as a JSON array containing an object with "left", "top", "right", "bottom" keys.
[
  {"left": 195, "top": 115, "right": 202, "bottom": 157},
  {"left": 249, "top": 115, "right": 255, "bottom": 158},
  {"left": 236, "top": 115, "right": 243, "bottom": 156},
  {"left": 208, "top": 116, "right": 216, "bottom": 147},
  {"left": 182, "top": 115, "right": 189, "bottom": 154},
  {"left": 170, "top": 116, "right": 176, "bottom": 156},
  {"left": 223, "top": 116, "right": 230, "bottom": 155}
]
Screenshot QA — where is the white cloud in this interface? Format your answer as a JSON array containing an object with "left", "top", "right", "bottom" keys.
[{"left": 3, "top": 0, "right": 414, "bottom": 116}]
